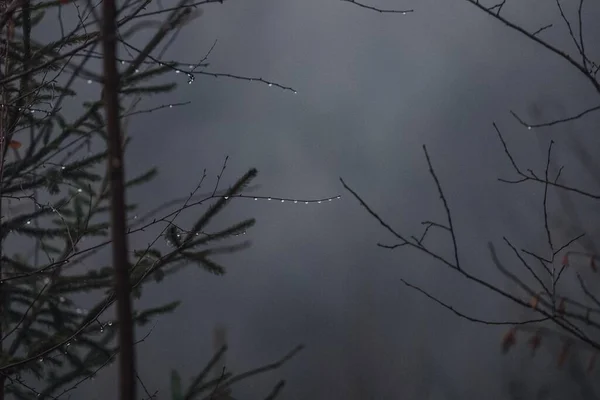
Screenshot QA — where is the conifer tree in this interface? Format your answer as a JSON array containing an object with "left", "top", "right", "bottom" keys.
[
  {"left": 0, "top": 1, "right": 323, "bottom": 399},
  {"left": 167, "top": 324, "right": 303, "bottom": 400}
]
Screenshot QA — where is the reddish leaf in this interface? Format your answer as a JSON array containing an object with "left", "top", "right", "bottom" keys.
[
  {"left": 8, "top": 140, "right": 21, "bottom": 149},
  {"left": 558, "top": 342, "right": 571, "bottom": 368},
  {"left": 530, "top": 294, "right": 540, "bottom": 310},
  {"left": 501, "top": 328, "right": 516, "bottom": 354},
  {"left": 528, "top": 331, "right": 541, "bottom": 355},
  {"left": 557, "top": 298, "right": 566, "bottom": 316},
  {"left": 588, "top": 353, "right": 597, "bottom": 373}
]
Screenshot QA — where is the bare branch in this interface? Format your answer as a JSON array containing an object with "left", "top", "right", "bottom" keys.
[
  {"left": 510, "top": 105, "right": 600, "bottom": 129},
  {"left": 341, "top": 0, "right": 413, "bottom": 14}
]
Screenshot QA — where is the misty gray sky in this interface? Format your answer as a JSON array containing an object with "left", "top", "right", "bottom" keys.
[{"left": 35, "top": 0, "right": 600, "bottom": 399}]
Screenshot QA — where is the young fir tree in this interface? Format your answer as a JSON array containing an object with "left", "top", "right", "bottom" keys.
[
  {"left": 168, "top": 324, "right": 302, "bottom": 400},
  {"left": 0, "top": 1, "right": 277, "bottom": 399}
]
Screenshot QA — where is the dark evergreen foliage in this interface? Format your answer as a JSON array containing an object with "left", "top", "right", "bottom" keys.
[{"left": 0, "top": 1, "right": 259, "bottom": 398}]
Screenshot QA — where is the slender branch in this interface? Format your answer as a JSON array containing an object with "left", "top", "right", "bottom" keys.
[{"left": 340, "top": 0, "right": 413, "bottom": 14}]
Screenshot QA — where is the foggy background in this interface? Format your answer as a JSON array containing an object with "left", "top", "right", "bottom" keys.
[{"left": 35, "top": 0, "right": 600, "bottom": 398}]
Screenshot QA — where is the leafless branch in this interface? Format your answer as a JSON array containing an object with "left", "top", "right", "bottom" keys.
[{"left": 341, "top": 0, "right": 413, "bottom": 14}]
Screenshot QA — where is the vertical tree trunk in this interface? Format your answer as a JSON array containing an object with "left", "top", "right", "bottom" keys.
[
  {"left": 101, "top": 1, "right": 136, "bottom": 399},
  {"left": 0, "top": 1, "right": 11, "bottom": 398}
]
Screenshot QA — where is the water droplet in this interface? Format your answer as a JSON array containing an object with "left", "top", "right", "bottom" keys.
[
  {"left": 254, "top": 198, "right": 257, "bottom": 200},
  {"left": 268, "top": 197, "right": 272, "bottom": 201},
  {"left": 135, "top": 69, "right": 139, "bottom": 73},
  {"left": 293, "top": 91, "right": 297, "bottom": 94},
  {"left": 121, "top": 60, "right": 125, "bottom": 64},
  {"left": 224, "top": 196, "right": 229, "bottom": 200},
  {"left": 281, "top": 199, "right": 284, "bottom": 202},
  {"left": 527, "top": 126, "right": 532, "bottom": 130},
  {"left": 26, "top": 220, "right": 31, "bottom": 224},
  {"left": 61, "top": 165, "right": 66, "bottom": 170},
  {"left": 108, "top": 321, "right": 113, "bottom": 326},
  {"left": 76, "top": 308, "right": 82, "bottom": 315},
  {"left": 43, "top": 277, "right": 50, "bottom": 284},
  {"left": 294, "top": 200, "right": 298, "bottom": 203},
  {"left": 268, "top": 83, "right": 272, "bottom": 87},
  {"left": 189, "top": 65, "right": 194, "bottom": 69},
  {"left": 87, "top": 80, "right": 92, "bottom": 84},
  {"left": 305, "top": 201, "right": 308, "bottom": 204},
  {"left": 175, "top": 70, "right": 180, "bottom": 74},
  {"left": 318, "top": 201, "right": 322, "bottom": 204},
  {"left": 77, "top": 188, "right": 82, "bottom": 193},
  {"left": 59, "top": 296, "right": 65, "bottom": 302},
  {"left": 328, "top": 198, "right": 332, "bottom": 201},
  {"left": 169, "top": 104, "right": 173, "bottom": 108}
]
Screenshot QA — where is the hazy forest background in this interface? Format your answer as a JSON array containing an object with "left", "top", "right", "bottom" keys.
[{"left": 2, "top": 0, "right": 600, "bottom": 399}]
